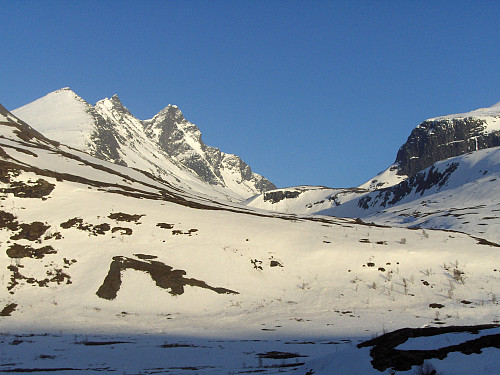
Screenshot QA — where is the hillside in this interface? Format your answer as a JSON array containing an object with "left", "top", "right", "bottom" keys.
[{"left": 1, "top": 102, "right": 499, "bottom": 374}]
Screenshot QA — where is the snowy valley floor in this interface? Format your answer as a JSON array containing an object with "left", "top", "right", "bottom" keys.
[{"left": 0, "top": 326, "right": 499, "bottom": 374}]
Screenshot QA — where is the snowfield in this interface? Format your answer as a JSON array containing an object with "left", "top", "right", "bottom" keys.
[{"left": 1, "top": 103, "right": 499, "bottom": 373}]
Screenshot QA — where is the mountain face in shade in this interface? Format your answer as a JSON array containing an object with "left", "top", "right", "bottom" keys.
[
  {"left": 12, "top": 88, "right": 275, "bottom": 200},
  {"left": 395, "top": 115, "right": 500, "bottom": 177}
]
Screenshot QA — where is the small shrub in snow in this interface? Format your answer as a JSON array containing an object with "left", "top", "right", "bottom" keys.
[
  {"left": 453, "top": 268, "right": 465, "bottom": 284},
  {"left": 415, "top": 362, "right": 440, "bottom": 375},
  {"left": 387, "top": 271, "right": 392, "bottom": 281}
]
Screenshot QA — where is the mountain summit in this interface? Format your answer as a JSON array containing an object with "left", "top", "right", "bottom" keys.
[
  {"left": 394, "top": 101, "right": 500, "bottom": 178},
  {"left": 13, "top": 88, "right": 275, "bottom": 200}
]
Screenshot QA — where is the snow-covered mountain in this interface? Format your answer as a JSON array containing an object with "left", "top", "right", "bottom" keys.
[
  {"left": 12, "top": 88, "right": 275, "bottom": 200},
  {"left": 1, "top": 102, "right": 499, "bottom": 374},
  {"left": 322, "top": 146, "right": 500, "bottom": 242},
  {"left": 393, "top": 101, "right": 500, "bottom": 178},
  {"left": 245, "top": 102, "right": 500, "bottom": 242}
]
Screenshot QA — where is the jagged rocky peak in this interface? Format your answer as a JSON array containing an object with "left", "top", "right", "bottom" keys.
[
  {"left": 95, "top": 95, "right": 135, "bottom": 127},
  {"left": 105, "top": 94, "right": 133, "bottom": 116},
  {"left": 146, "top": 106, "right": 202, "bottom": 154},
  {"left": 11, "top": 88, "right": 276, "bottom": 199},
  {"left": 146, "top": 104, "right": 200, "bottom": 145},
  {"left": 395, "top": 102, "right": 500, "bottom": 177},
  {"left": 154, "top": 104, "right": 185, "bottom": 122}
]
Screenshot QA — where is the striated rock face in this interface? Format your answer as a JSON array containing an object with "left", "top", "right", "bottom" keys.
[
  {"left": 396, "top": 118, "right": 500, "bottom": 177},
  {"left": 145, "top": 104, "right": 276, "bottom": 192},
  {"left": 88, "top": 109, "right": 127, "bottom": 166}
]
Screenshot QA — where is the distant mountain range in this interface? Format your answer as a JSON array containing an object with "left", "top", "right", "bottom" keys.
[{"left": 12, "top": 88, "right": 275, "bottom": 200}]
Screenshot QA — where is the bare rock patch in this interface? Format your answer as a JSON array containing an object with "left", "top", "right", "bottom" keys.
[{"left": 96, "top": 256, "right": 238, "bottom": 300}]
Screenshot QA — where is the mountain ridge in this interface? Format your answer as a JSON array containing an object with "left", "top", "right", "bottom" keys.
[{"left": 12, "top": 88, "right": 275, "bottom": 200}]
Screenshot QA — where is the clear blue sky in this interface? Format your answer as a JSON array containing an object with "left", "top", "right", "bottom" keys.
[{"left": 1, "top": 1, "right": 499, "bottom": 188}]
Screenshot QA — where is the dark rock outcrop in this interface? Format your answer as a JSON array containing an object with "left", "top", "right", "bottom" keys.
[
  {"left": 358, "top": 324, "right": 500, "bottom": 372},
  {"left": 263, "top": 190, "right": 302, "bottom": 204},
  {"left": 358, "top": 162, "right": 459, "bottom": 209},
  {"left": 396, "top": 118, "right": 500, "bottom": 177},
  {"left": 96, "top": 256, "right": 238, "bottom": 300},
  {"left": 1, "top": 178, "right": 55, "bottom": 198}
]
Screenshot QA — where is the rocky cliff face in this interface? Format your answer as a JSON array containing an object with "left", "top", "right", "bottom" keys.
[
  {"left": 359, "top": 102, "right": 500, "bottom": 190},
  {"left": 143, "top": 104, "right": 275, "bottom": 192},
  {"left": 395, "top": 117, "right": 500, "bottom": 177}
]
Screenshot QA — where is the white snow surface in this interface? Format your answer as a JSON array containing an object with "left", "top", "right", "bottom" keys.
[
  {"left": 1, "top": 105, "right": 499, "bottom": 374},
  {"left": 358, "top": 163, "right": 408, "bottom": 190},
  {"left": 12, "top": 88, "right": 96, "bottom": 150},
  {"left": 428, "top": 100, "right": 500, "bottom": 132}
]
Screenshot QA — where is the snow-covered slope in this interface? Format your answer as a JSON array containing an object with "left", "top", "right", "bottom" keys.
[
  {"left": 320, "top": 147, "right": 500, "bottom": 242},
  {"left": 358, "top": 163, "right": 408, "bottom": 190},
  {"left": 247, "top": 149, "right": 500, "bottom": 243},
  {"left": 1, "top": 103, "right": 499, "bottom": 373},
  {"left": 429, "top": 100, "right": 500, "bottom": 123},
  {"left": 244, "top": 185, "right": 369, "bottom": 214},
  {"left": 12, "top": 88, "right": 275, "bottom": 200}
]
